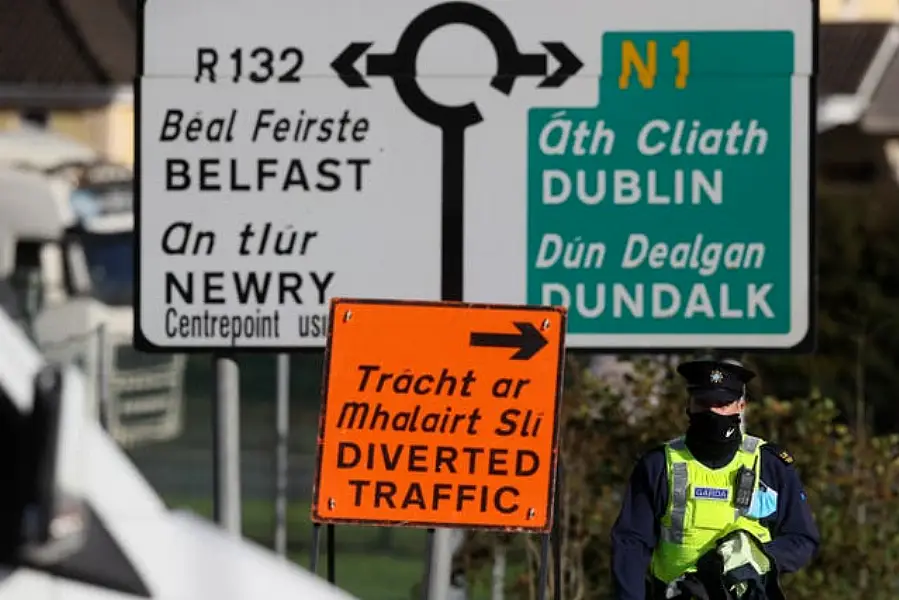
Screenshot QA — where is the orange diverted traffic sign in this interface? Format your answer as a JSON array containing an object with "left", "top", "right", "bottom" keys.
[{"left": 312, "top": 298, "right": 566, "bottom": 532}]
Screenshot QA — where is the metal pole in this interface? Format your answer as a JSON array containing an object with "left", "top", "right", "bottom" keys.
[
  {"left": 536, "top": 533, "right": 551, "bottom": 600},
  {"left": 427, "top": 529, "right": 455, "bottom": 600},
  {"left": 212, "top": 354, "right": 241, "bottom": 536},
  {"left": 552, "top": 460, "right": 564, "bottom": 600},
  {"left": 96, "top": 323, "right": 111, "bottom": 430},
  {"left": 326, "top": 524, "right": 336, "bottom": 583},
  {"left": 310, "top": 523, "right": 322, "bottom": 573},
  {"left": 420, "top": 530, "right": 434, "bottom": 600},
  {"left": 854, "top": 331, "right": 868, "bottom": 590},
  {"left": 855, "top": 330, "right": 866, "bottom": 444},
  {"left": 274, "top": 353, "right": 290, "bottom": 557}
]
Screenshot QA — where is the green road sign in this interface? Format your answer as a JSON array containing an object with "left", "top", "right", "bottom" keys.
[{"left": 527, "top": 31, "right": 811, "bottom": 349}]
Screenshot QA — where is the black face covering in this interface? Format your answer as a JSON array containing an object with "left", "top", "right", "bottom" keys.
[{"left": 684, "top": 409, "right": 742, "bottom": 467}]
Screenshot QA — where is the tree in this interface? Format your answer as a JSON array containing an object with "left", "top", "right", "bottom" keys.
[{"left": 752, "top": 171, "right": 899, "bottom": 433}]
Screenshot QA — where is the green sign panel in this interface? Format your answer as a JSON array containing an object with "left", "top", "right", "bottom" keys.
[{"left": 528, "top": 31, "right": 810, "bottom": 349}]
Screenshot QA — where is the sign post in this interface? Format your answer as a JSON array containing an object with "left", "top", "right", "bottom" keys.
[
  {"left": 274, "top": 352, "right": 290, "bottom": 557},
  {"left": 312, "top": 299, "right": 566, "bottom": 595},
  {"left": 212, "top": 354, "right": 241, "bottom": 536}
]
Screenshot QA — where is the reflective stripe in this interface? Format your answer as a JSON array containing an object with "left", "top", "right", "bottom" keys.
[
  {"left": 735, "top": 436, "right": 762, "bottom": 518},
  {"left": 741, "top": 435, "right": 760, "bottom": 453},
  {"left": 661, "top": 462, "right": 689, "bottom": 544}
]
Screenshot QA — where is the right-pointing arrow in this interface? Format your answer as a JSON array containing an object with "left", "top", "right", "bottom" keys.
[
  {"left": 538, "top": 42, "right": 583, "bottom": 88},
  {"left": 470, "top": 322, "right": 549, "bottom": 361}
]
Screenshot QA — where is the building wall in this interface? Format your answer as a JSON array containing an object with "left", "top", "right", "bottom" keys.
[
  {"left": 821, "top": 0, "right": 899, "bottom": 21},
  {"left": 49, "top": 108, "right": 109, "bottom": 153},
  {"left": 0, "top": 92, "right": 134, "bottom": 167},
  {"left": 104, "top": 100, "right": 135, "bottom": 167},
  {"left": 0, "top": 110, "right": 21, "bottom": 130}
]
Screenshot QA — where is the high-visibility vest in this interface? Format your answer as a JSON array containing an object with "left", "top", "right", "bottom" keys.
[{"left": 650, "top": 435, "right": 772, "bottom": 583}]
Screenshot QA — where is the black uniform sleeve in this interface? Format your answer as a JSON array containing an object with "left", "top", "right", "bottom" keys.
[
  {"left": 611, "top": 447, "right": 669, "bottom": 600},
  {"left": 760, "top": 444, "right": 820, "bottom": 573}
]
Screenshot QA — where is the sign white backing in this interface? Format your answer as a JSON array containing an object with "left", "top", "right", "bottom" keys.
[
  {"left": 138, "top": 80, "right": 441, "bottom": 349},
  {"left": 137, "top": 0, "right": 814, "bottom": 351}
]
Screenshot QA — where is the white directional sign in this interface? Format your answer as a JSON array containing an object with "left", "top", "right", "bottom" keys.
[
  {"left": 137, "top": 78, "right": 441, "bottom": 350},
  {"left": 137, "top": 0, "right": 814, "bottom": 351}
]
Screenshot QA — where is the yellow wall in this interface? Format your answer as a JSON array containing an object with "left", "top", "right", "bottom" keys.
[
  {"left": 48, "top": 101, "right": 134, "bottom": 167},
  {"left": 0, "top": 110, "right": 21, "bottom": 130},
  {"left": 105, "top": 101, "right": 135, "bottom": 167},
  {"left": 0, "top": 100, "right": 134, "bottom": 167},
  {"left": 49, "top": 109, "right": 107, "bottom": 153},
  {"left": 821, "top": 0, "right": 899, "bottom": 21}
]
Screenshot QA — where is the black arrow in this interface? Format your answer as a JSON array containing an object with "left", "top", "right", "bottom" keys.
[
  {"left": 538, "top": 42, "right": 584, "bottom": 88},
  {"left": 331, "top": 42, "right": 373, "bottom": 88},
  {"left": 331, "top": 41, "right": 582, "bottom": 91},
  {"left": 469, "top": 322, "right": 548, "bottom": 361},
  {"left": 490, "top": 51, "right": 546, "bottom": 95}
]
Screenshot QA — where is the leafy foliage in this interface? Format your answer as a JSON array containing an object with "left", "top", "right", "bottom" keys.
[
  {"left": 459, "top": 357, "right": 899, "bottom": 599},
  {"left": 752, "top": 179, "right": 899, "bottom": 433}
]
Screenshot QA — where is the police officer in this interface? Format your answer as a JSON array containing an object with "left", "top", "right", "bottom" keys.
[{"left": 611, "top": 358, "right": 819, "bottom": 600}]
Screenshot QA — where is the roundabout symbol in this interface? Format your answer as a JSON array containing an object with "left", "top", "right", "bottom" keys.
[{"left": 330, "top": 1, "right": 583, "bottom": 298}]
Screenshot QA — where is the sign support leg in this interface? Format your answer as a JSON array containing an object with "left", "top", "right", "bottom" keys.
[
  {"left": 310, "top": 523, "right": 322, "bottom": 573},
  {"left": 274, "top": 353, "right": 290, "bottom": 557},
  {"left": 536, "top": 533, "right": 551, "bottom": 600},
  {"left": 327, "top": 524, "right": 336, "bottom": 583},
  {"left": 427, "top": 528, "right": 454, "bottom": 600},
  {"left": 551, "top": 459, "right": 564, "bottom": 600},
  {"left": 212, "top": 354, "right": 241, "bottom": 537},
  {"left": 420, "top": 529, "right": 435, "bottom": 600}
]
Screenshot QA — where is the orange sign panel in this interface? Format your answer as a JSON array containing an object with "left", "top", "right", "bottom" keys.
[{"left": 311, "top": 298, "right": 567, "bottom": 532}]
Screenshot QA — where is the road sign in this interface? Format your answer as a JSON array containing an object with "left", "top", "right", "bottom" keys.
[
  {"left": 516, "top": 29, "right": 814, "bottom": 350},
  {"left": 311, "top": 299, "right": 566, "bottom": 531},
  {"left": 135, "top": 77, "right": 441, "bottom": 350},
  {"left": 137, "top": 0, "right": 814, "bottom": 352}
]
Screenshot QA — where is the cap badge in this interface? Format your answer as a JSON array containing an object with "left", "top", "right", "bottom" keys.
[{"left": 709, "top": 370, "right": 724, "bottom": 384}]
